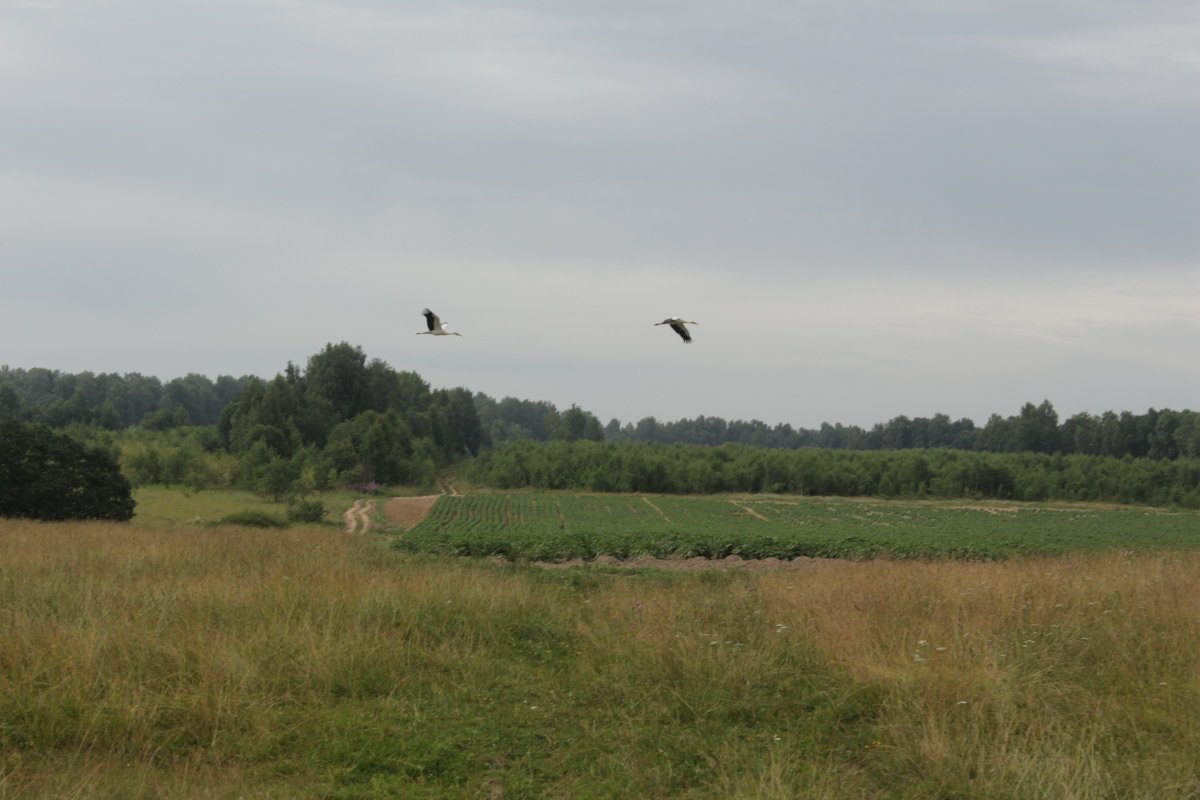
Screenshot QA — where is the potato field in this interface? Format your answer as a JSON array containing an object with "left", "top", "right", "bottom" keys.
[{"left": 394, "top": 493, "right": 1200, "bottom": 561}]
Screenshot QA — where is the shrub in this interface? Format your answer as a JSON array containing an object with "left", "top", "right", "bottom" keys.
[
  {"left": 286, "top": 497, "right": 326, "bottom": 524},
  {"left": 216, "top": 510, "right": 288, "bottom": 528},
  {"left": 0, "top": 419, "right": 135, "bottom": 521}
]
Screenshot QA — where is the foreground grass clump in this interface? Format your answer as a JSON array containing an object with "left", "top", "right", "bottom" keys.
[
  {"left": 2, "top": 520, "right": 1199, "bottom": 798},
  {"left": 212, "top": 509, "right": 289, "bottom": 528}
]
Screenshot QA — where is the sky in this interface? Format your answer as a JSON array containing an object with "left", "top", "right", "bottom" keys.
[{"left": 2, "top": 0, "right": 1197, "bottom": 430}]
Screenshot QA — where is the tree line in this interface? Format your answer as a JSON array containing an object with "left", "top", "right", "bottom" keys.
[
  {"left": 6, "top": 345, "right": 1200, "bottom": 515},
  {"left": 0, "top": 365, "right": 253, "bottom": 429},
  {"left": 599, "top": 400, "right": 1200, "bottom": 460},
  {"left": 477, "top": 396, "right": 1200, "bottom": 463},
  {"left": 461, "top": 440, "right": 1200, "bottom": 508},
  {"left": 474, "top": 394, "right": 605, "bottom": 444},
  {"left": 7, "top": 360, "right": 1199, "bottom": 463}
]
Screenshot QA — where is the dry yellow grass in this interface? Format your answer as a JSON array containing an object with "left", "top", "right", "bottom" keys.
[
  {"left": 2, "top": 518, "right": 1199, "bottom": 798},
  {"left": 757, "top": 554, "right": 1200, "bottom": 798}
]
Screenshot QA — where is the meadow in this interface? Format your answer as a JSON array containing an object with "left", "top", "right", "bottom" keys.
[
  {"left": 397, "top": 492, "right": 1200, "bottom": 561},
  {"left": 130, "top": 486, "right": 377, "bottom": 529},
  {"left": 3, "top": 503, "right": 1200, "bottom": 798}
]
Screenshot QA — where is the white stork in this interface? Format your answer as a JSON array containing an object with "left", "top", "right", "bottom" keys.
[
  {"left": 655, "top": 317, "right": 698, "bottom": 343},
  {"left": 417, "top": 308, "right": 462, "bottom": 336}
]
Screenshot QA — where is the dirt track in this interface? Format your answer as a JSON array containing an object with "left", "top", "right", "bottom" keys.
[
  {"left": 342, "top": 499, "right": 376, "bottom": 534},
  {"left": 341, "top": 495, "right": 441, "bottom": 534}
]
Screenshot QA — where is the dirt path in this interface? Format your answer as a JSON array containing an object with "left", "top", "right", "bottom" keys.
[{"left": 342, "top": 499, "right": 376, "bottom": 534}]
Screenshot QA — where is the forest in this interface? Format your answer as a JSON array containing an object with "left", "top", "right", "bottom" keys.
[
  {"left": 7, "top": 359, "right": 1200, "bottom": 460},
  {"left": 4, "top": 343, "right": 1200, "bottom": 510}
]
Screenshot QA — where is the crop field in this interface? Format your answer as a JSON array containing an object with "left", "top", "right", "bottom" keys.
[{"left": 396, "top": 493, "right": 1200, "bottom": 560}]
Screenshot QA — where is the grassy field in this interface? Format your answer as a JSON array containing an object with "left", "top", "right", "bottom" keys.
[
  {"left": 3, "top": 512, "right": 1200, "bottom": 798},
  {"left": 397, "top": 492, "right": 1200, "bottom": 560},
  {"left": 130, "top": 486, "right": 372, "bottom": 528}
]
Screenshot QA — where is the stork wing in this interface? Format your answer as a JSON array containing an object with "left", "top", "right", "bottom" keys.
[{"left": 670, "top": 321, "right": 692, "bottom": 342}]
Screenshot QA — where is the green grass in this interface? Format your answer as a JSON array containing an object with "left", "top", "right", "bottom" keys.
[
  {"left": 397, "top": 492, "right": 1200, "bottom": 560},
  {"left": 3, "top": 519, "right": 1200, "bottom": 798},
  {"left": 131, "top": 486, "right": 366, "bottom": 528}
]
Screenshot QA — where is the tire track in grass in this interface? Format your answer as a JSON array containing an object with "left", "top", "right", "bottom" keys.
[
  {"left": 730, "top": 501, "right": 769, "bottom": 521},
  {"left": 342, "top": 499, "right": 376, "bottom": 534},
  {"left": 641, "top": 496, "right": 671, "bottom": 523}
]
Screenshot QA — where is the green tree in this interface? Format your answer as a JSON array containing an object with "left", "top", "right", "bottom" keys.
[
  {"left": 0, "top": 419, "right": 135, "bottom": 521},
  {"left": 1148, "top": 410, "right": 1182, "bottom": 460},
  {"left": 0, "top": 384, "right": 20, "bottom": 419},
  {"left": 976, "top": 414, "right": 1014, "bottom": 452},
  {"left": 304, "top": 342, "right": 370, "bottom": 422},
  {"left": 430, "top": 388, "right": 485, "bottom": 458},
  {"left": 259, "top": 457, "right": 295, "bottom": 501},
  {"left": 1061, "top": 412, "right": 1100, "bottom": 455},
  {"left": 1013, "top": 400, "right": 1060, "bottom": 454},
  {"left": 557, "top": 405, "right": 605, "bottom": 442},
  {"left": 1174, "top": 412, "right": 1200, "bottom": 459}
]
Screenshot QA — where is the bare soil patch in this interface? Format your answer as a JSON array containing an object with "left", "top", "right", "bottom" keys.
[{"left": 383, "top": 496, "right": 440, "bottom": 529}]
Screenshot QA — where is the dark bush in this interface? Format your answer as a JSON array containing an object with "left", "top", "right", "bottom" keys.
[
  {"left": 286, "top": 497, "right": 326, "bottom": 524},
  {"left": 0, "top": 419, "right": 135, "bottom": 521},
  {"left": 217, "top": 510, "right": 288, "bottom": 528}
]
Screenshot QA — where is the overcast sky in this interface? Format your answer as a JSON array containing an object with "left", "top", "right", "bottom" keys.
[{"left": 2, "top": 0, "right": 1197, "bottom": 429}]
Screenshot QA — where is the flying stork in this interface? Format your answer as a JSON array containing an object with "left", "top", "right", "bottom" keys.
[
  {"left": 417, "top": 308, "right": 462, "bottom": 336},
  {"left": 655, "top": 317, "right": 698, "bottom": 343}
]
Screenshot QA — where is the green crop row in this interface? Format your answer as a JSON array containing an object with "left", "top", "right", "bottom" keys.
[{"left": 394, "top": 493, "right": 1200, "bottom": 561}]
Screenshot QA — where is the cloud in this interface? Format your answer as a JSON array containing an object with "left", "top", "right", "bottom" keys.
[{"left": 2, "top": 0, "right": 1197, "bottom": 427}]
